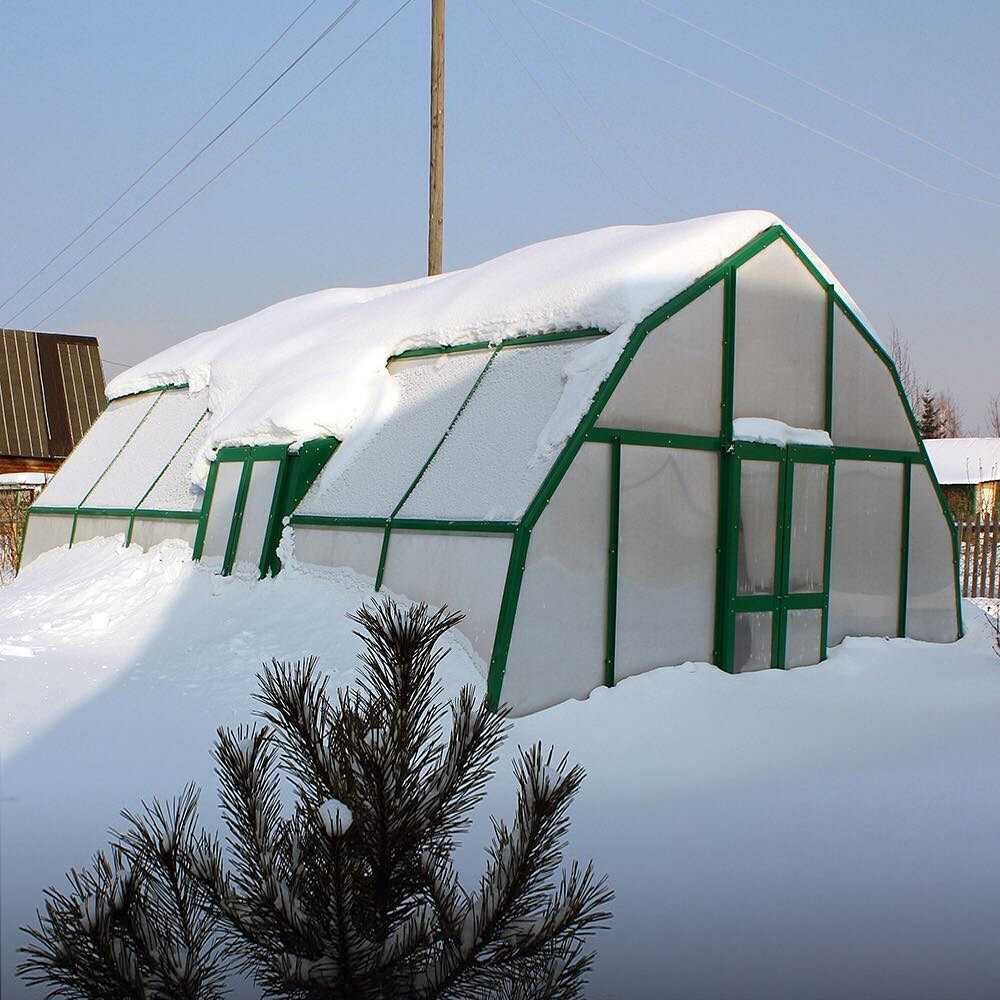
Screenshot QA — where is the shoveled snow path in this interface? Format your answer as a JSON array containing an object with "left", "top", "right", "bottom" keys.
[{"left": 3, "top": 539, "right": 1000, "bottom": 999}]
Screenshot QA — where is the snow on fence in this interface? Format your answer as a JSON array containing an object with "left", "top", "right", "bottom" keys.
[{"left": 959, "top": 516, "right": 999, "bottom": 599}]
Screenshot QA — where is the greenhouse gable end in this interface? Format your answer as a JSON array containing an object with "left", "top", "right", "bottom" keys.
[{"left": 20, "top": 213, "right": 962, "bottom": 715}]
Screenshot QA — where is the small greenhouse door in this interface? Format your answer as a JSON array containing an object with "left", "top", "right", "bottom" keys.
[
  {"left": 720, "top": 442, "right": 833, "bottom": 672},
  {"left": 194, "top": 446, "right": 288, "bottom": 578}
]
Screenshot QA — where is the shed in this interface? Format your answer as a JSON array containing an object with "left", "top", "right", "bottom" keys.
[
  {"left": 19, "top": 213, "right": 962, "bottom": 714},
  {"left": 924, "top": 438, "right": 1000, "bottom": 519}
]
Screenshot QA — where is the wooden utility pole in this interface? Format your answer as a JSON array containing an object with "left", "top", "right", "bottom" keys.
[{"left": 428, "top": 0, "right": 445, "bottom": 275}]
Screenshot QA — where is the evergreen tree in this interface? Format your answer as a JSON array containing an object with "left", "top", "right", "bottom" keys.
[
  {"left": 20, "top": 599, "right": 613, "bottom": 1000},
  {"left": 919, "top": 387, "right": 943, "bottom": 439}
]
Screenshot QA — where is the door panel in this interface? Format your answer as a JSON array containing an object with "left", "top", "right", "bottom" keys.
[
  {"left": 723, "top": 443, "right": 832, "bottom": 671},
  {"left": 200, "top": 460, "right": 244, "bottom": 567}
]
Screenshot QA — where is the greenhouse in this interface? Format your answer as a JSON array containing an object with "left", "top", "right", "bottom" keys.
[{"left": 20, "top": 212, "right": 962, "bottom": 714}]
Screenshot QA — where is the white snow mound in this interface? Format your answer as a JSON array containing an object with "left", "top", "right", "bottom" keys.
[{"left": 105, "top": 211, "right": 858, "bottom": 486}]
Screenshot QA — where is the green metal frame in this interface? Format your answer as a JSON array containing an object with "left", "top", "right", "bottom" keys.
[
  {"left": 484, "top": 224, "right": 963, "bottom": 708},
  {"left": 388, "top": 327, "right": 608, "bottom": 363},
  {"left": 193, "top": 444, "right": 296, "bottom": 578}
]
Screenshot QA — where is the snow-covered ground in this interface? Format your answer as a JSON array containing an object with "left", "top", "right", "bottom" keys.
[{"left": 3, "top": 539, "right": 1000, "bottom": 999}]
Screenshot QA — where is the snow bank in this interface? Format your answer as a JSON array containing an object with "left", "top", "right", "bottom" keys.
[
  {"left": 105, "top": 212, "right": 858, "bottom": 485},
  {"left": 3, "top": 542, "right": 1000, "bottom": 999},
  {"left": 925, "top": 437, "right": 1000, "bottom": 485}
]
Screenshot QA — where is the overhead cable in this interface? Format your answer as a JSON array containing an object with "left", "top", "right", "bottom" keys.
[
  {"left": 638, "top": 0, "right": 1000, "bottom": 184},
  {"left": 0, "top": 0, "right": 322, "bottom": 315},
  {"left": 32, "top": 0, "right": 417, "bottom": 328},
  {"left": 7, "top": 0, "right": 365, "bottom": 327},
  {"left": 528, "top": 1, "right": 1000, "bottom": 211}
]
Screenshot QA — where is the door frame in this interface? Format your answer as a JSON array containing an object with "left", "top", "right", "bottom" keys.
[{"left": 718, "top": 440, "right": 834, "bottom": 671}]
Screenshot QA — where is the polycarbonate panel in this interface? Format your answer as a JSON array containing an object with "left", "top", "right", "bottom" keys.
[
  {"left": 906, "top": 465, "right": 960, "bottom": 642},
  {"left": 738, "top": 460, "right": 779, "bottom": 595},
  {"left": 828, "top": 461, "right": 903, "bottom": 645},
  {"left": 138, "top": 413, "right": 209, "bottom": 513},
  {"left": 200, "top": 462, "right": 243, "bottom": 564},
  {"left": 785, "top": 609, "right": 823, "bottom": 668},
  {"left": 502, "top": 443, "right": 609, "bottom": 715},
  {"left": 298, "top": 350, "right": 491, "bottom": 518},
  {"left": 734, "top": 612, "right": 772, "bottom": 672},
  {"left": 832, "top": 307, "right": 918, "bottom": 451},
  {"left": 616, "top": 446, "right": 718, "bottom": 679},
  {"left": 85, "top": 389, "right": 208, "bottom": 509},
  {"left": 789, "top": 463, "right": 829, "bottom": 593},
  {"left": 129, "top": 517, "right": 198, "bottom": 552},
  {"left": 72, "top": 514, "right": 128, "bottom": 545},
  {"left": 33, "top": 393, "right": 159, "bottom": 508},
  {"left": 232, "top": 461, "right": 281, "bottom": 571},
  {"left": 292, "top": 524, "right": 383, "bottom": 579},
  {"left": 596, "top": 283, "right": 723, "bottom": 435},
  {"left": 733, "top": 240, "right": 827, "bottom": 430},
  {"left": 398, "top": 338, "right": 602, "bottom": 521},
  {"left": 380, "top": 530, "right": 512, "bottom": 671},
  {"left": 19, "top": 514, "right": 73, "bottom": 568}
]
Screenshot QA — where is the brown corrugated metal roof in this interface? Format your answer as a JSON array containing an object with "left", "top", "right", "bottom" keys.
[{"left": 0, "top": 329, "right": 105, "bottom": 461}]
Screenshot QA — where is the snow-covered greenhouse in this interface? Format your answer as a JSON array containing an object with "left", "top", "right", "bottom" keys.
[{"left": 20, "top": 212, "right": 962, "bottom": 714}]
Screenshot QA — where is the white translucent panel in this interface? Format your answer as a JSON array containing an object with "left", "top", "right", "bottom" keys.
[
  {"left": 201, "top": 462, "right": 243, "bottom": 564},
  {"left": 129, "top": 517, "right": 198, "bottom": 552},
  {"left": 828, "top": 460, "right": 903, "bottom": 645},
  {"left": 232, "top": 461, "right": 281, "bottom": 572},
  {"left": 398, "top": 339, "right": 601, "bottom": 521},
  {"left": 906, "top": 465, "right": 960, "bottom": 642},
  {"left": 785, "top": 609, "right": 823, "bottom": 668},
  {"left": 832, "top": 307, "right": 918, "bottom": 451},
  {"left": 298, "top": 351, "right": 491, "bottom": 518},
  {"left": 138, "top": 412, "right": 209, "bottom": 513},
  {"left": 292, "top": 524, "right": 384, "bottom": 579},
  {"left": 733, "top": 240, "right": 827, "bottom": 430},
  {"left": 34, "top": 393, "right": 159, "bottom": 508},
  {"left": 596, "top": 283, "right": 723, "bottom": 435},
  {"left": 502, "top": 443, "right": 609, "bottom": 715},
  {"left": 616, "top": 446, "right": 718, "bottom": 679},
  {"left": 19, "top": 514, "right": 73, "bottom": 568},
  {"left": 734, "top": 612, "right": 772, "bottom": 672},
  {"left": 72, "top": 514, "right": 128, "bottom": 545},
  {"left": 380, "top": 530, "right": 512, "bottom": 671},
  {"left": 789, "top": 463, "right": 829, "bottom": 593},
  {"left": 85, "top": 390, "right": 208, "bottom": 510},
  {"left": 738, "top": 460, "right": 779, "bottom": 595}
]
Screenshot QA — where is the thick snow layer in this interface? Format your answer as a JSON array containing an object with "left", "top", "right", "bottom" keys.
[
  {"left": 925, "top": 437, "right": 1000, "bottom": 485},
  {"left": 732, "top": 416, "right": 833, "bottom": 448},
  {"left": 105, "top": 212, "right": 858, "bottom": 486},
  {"left": 3, "top": 541, "right": 1000, "bottom": 999}
]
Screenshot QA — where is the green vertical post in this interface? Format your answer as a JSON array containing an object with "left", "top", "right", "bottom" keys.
[
  {"left": 605, "top": 437, "right": 621, "bottom": 688},
  {"left": 820, "top": 460, "right": 836, "bottom": 661},
  {"left": 898, "top": 460, "right": 912, "bottom": 637},
  {"left": 222, "top": 459, "right": 253, "bottom": 576},
  {"left": 824, "top": 284, "right": 835, "bottom": 434}
]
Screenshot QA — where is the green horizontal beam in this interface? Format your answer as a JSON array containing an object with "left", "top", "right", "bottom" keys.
[
  {"left": 290, "top": 515, "right": 388, "bottom": 528},
  {"left": 388, "top": 327, "right": 607, "bottom": 363},
  {"left": 787, "top": 443, "right": 835, "bottom": 464},
  {"left": 110, "top": 382, "right": 189, "bottom": 401},
  {"left": 392, "top": 518, "right": 519, "bottom": 533},
  {"left": 586, "top": 427, "right": 721, "bottom": 451},
  {"left": 26, "top": 506, "right": 77, "bottom": 516},
  {"left": 131, "top": 509, "right": 202, "bottom": 521},
  {"left": 833, "top": 446, "right": 923, "bottom": 464},
  {"left": 733, "top": 592, "right": 825, "bottom": 614},
  {"left": 73, "top": 508, "right": 132, "bottom": 519}
]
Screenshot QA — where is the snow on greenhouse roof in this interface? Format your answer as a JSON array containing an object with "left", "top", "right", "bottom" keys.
[
  {"left": 106, "top": 211, "right": 855, "bottom": 484},
  {"left": 925, "top": 438, "right": 1000, "bottom": 485}
]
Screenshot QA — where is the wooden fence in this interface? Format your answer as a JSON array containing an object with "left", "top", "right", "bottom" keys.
[{"left": 959, "top": 516, "right": 999, "bottom": 599}]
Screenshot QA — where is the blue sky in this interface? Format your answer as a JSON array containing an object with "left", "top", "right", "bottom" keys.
[{"left": 2, "top": 0, "right": 998, "bottom": 428}]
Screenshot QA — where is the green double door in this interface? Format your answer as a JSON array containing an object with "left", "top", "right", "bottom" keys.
[{"left": 720, "top": 442, "right": 834, "bottom": 672}]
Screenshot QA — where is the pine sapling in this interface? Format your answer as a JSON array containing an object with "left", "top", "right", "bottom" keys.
[{"left": 20, "top": 598, "right": 613, "bottom": 1000}]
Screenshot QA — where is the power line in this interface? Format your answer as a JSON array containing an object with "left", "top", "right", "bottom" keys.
[
  {"left": 0, "top": 0, "right": 322, "bottom": 316},
  {"left": 6, "top": 0, "right": 365, "bottom": 327},
  {"left": 473, "top": 0, "right": 653, "bottom": 216},
  {"left": 32, "top": 0, "right": 418, "bottom": 329},
  {"left": 510, "top": 0, "right": 670, "bottom": 208},
  {"left": 637, "top": 0, "right": 1000, "bottom": 184},
  {"left": 528, "top": 1, "right": 1000, "bottom": 211}
]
